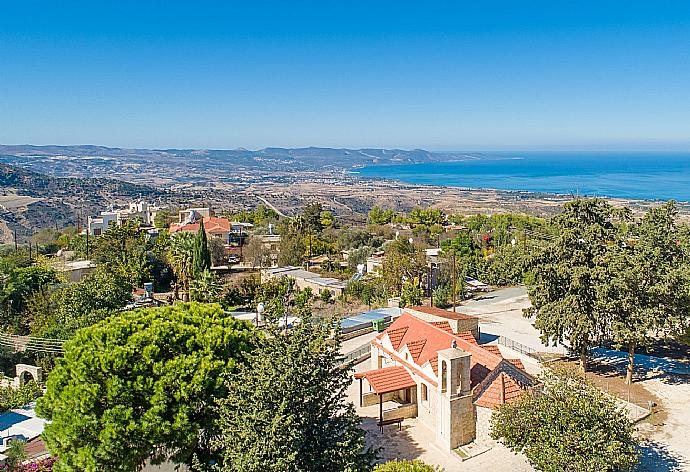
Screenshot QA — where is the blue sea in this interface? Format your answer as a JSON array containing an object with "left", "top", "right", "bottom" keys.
[{"left": 357, "top": 151, "right": 690, "bottom": 202}]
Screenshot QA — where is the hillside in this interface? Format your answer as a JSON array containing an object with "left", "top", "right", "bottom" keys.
[{"left": 0, "top": 145, "right": 474, "bottom": 183}]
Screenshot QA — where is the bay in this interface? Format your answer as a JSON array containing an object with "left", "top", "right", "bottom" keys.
[{"left": 357, "top": 151, "right": 690, "bottom": 202}]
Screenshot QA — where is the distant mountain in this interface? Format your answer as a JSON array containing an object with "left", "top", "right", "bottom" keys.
[
  {"left": 0, "top": 144, "right": 474, "bottom": 175},
  {"left": 0, "top": 163, "right": 170, "bottom": 243},
  {"left": 0, "top": 162, "right": 160, "bottom": 198}
]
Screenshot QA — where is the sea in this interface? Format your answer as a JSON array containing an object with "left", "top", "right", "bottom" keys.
[{"left": 356, "top": 151, "right": 690, "bottom": 202}]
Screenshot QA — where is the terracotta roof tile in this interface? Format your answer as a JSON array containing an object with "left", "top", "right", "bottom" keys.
[
  {"left": 483, "top": 345, "right": 502, "bottom": 356},
  {"left": 475, "top": 372, "right": 526, "bottom": 408},
  {"left": 377, "top": 313, "right": 502, "bottom": 386},
  {"left": 385, "top": 326, "right": 409, "bottom": 350},
  {"left": 457, "top": 331, "right": 479, "bottom": 345},
  {"left": 405, "top": 339, "right": 427, "bottom": 362},
  {"left": 507, "top": 359, "right": 525, "bottom": 370},
  {"left": 430, "top": 321, "right": 453, "bottom": 333},
  {"left": 354, "top": 366, "right": 417, "bottom": 395},
  {"left": 170, "top": 216, "right": 232, "bottom": 234}
]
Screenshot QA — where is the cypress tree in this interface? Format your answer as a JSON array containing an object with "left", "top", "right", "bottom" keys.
[
  {"left": 193, "top": 219, "right": 211, "bottom": 277},
  {"left": 214, "top": 317, "right": 376, "bottom": 471}
]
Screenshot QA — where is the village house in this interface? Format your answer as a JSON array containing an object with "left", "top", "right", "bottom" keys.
[
  {"left": 87, "top": 200, "right": 159, "bottom": 235},
  {"left": 355, "top": 306, "right": 536, "bottom": 451},
  {"left": 261, "top": 266, "right": 347, "bottom": 297},
  {"left": 170, "top": 208, "right": 253, "bottom": 246}
]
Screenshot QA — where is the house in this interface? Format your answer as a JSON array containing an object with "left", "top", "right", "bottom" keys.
[
  {"left": 366, "top": 251, "right": 385, "bottom": 275},
  {"left": 177, "top": 207, "right": 212, "bottom": 223},
  {"left": 0, "top": 403, "right": 49, "bottom": 464},
  {"left": 355, "top": 306, "right": 535, "bottom": 451},
  {"left": 170, "top": 208, "right": 253, "bottom": 246},
  {"left": 88, "top": 201, "right": 159, "bottom": 235},
  {"left": 261, "top": 266, "right": 347, "bottom": 297},
  {"left": 53, "top": 259, "right": 96, "bottom": 282}
]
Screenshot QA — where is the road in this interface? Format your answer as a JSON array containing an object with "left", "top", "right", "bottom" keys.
[{"left": 256, "top": 195, "right": 287, "bottom": 217}]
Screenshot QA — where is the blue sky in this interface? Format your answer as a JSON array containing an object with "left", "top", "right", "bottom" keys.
[{"left": 2, "top": 1, "right": 690, "bottom": 150}]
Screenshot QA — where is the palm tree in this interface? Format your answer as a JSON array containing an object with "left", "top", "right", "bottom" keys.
[
  {"left": 190, "top": 269, "right": 221, "bottom": 303},
  {"left": 168, "top": 232, "right": 195, "bottom": 301}
]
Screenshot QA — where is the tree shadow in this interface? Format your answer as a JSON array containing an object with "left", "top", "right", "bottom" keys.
[
  {"left": 589, "top": 349, "right": 690, "bottom": 385},
  {"left": 361, "top": 417, "right": 427, "bottom": 463},
  {"left": 635, "top": 441, "right": 687, "bottom": 472}
]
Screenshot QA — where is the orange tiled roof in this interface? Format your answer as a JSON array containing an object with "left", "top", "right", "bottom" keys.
[
  {"left": 405, "top": 339, "right": 427, "bottom": 362},
  {"left": 354, "top": 366, "right": 417, "bottom": 394},
  {"left": 457, "top": 331, "right": 479, "bottom": 345},
  {"left": 374, "top": 312, "right": 536, "bottom": 407},
  {"left": 474, "top": 369, "right": 529, "bottom": 408},
  {"left": 378, "top": 312, "right": 502, "bottom": 385},
  {"left": 386, "top": 326, "right": 409, "bottom": 350},
  {"left": 483, "top": 345, "right": 502, "bottom": 356},
  {"left": 430, "top": 321, "right": 453, "bottom": 333},
  {"left": 507, "top": 358, "right": 525, "bottom": 370},
  {"left": 170, "top": 216, "right": 232, "bottom": 234}
]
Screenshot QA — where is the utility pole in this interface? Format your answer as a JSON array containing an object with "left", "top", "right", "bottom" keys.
[
  {"left": 13, "top": 229, "right": 18, "bottom": 251},
  {"left": 429, "top": 264, "right": 434, "bottom": 307},
  {"left": 86, "top": 227, "right": 90, "bottom": 258},
  {"left": 307, "top": 231, "right": 313, "bottom": 270},
  {"left": 451, "top": 253, "right": 456, "bottom": 313},
  {"left": 28, "top": 241, "right": 32, "bottom": 262},
  {"left": 239, "top": 226, "right": 243, "bottom": 259}
]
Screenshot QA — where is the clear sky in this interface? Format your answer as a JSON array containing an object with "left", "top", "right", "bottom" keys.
[{"left": 2, "top": 1, "right": 690, "bottom": 150}]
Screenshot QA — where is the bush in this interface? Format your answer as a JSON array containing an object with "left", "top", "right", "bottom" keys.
[
  {"left": 490, "top": 366, "right": 639, "bottom": 472},
  {"left": 0, "top": 380, "right": 42, "bottom": 412},
  {"left": 320, "top": 289, "right": 333, "bottom": 303},
  {"left": 374, "top": 459, "right": 443, "bottom": 471}
]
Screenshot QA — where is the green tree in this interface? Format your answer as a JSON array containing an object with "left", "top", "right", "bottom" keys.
[
  {"left": 33, "top": 268, "right": 133, "bottom": 339},
  {"left": 168, "top": 232, "right": 195, "bottom": 300},
  {"left": 381, "top": 238, "right": 427, "bottom": 296},
  {"left": 0, "top": 263, "right": 59, "bottom": 333},
  {"left": 526, "top": 199, "right": 620, "bottom": 371},
  {"left": 193, "top": 220, "right": 212, "bottom": 276},
  {"left": 408, "top": 207, "right": 445, "bottom": 238},
  {"left": 190, "top": 269, "right": 222, "bottom": 303},
  {"left": 214, "top": 317, "right": 375, "bottom": 472},
  {"left": 302, "top": 202, "right": 325, "bottom": 234},
  {"left": 37, "top": 303, "right": 257, "bottom": 472},
  {"left": 400, "top": 277, "right": 422, "bottom": 307},
  {"left": 278, "top": 231, "right": 306, "bottom": 266},
  {"left": 154, "top": 209, "right": 175, "bottom": 229},
  {"left": 368, "top": 206, "right": 395, "bottom": 225},
  {"left": 319, "top": 288, "right": 333, "bottom": 303},
  {"left": 4, "top": 439, "right": 28, "bottom": 468},
  {"left": 490, "top": 365, "right": 638, "bottom": 472},
  {"left": 91, "top": 221, "right": 150, "bottom": 286},
  {"left": 0, "top": 380, "right": 42, "bottom": 411},
  {"left": 599, "top": 202, "right": 690, "bottom": 384},
  {"left": 374, "top": 460, "right": 443, "bottom": 472},
  {"left": 320, "top": 210, "right": 336, "bottom": 228}
]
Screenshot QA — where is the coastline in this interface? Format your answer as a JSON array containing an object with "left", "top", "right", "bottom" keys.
[{"left": 245, "top": 172, "right": 690, "bottom": 221}]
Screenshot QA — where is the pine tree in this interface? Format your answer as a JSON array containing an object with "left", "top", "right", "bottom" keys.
[
  {"left": 213, "top": 317, "right": 376, "bottom": 472},
  {"left": 599, "top": 202, "right": 690, "bottom": 383},
  {"left": 193, "top": 219, "right": 212, "bottom": 277},
  {"left": 526, "top": 199, "right": 621, "bottom": 371}
]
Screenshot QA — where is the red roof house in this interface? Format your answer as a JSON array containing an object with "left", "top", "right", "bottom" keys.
[{"left": 355, "top": 308, "right": 536, "bottom": 451}]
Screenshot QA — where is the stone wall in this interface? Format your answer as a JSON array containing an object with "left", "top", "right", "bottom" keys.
[
  {"left": 383, "top": 403, "right": 418, "bottom": 421},
  {"left": 475, "top": 406, "right": 496, "bottom": 445}
]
